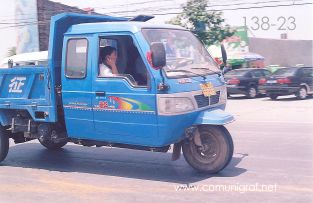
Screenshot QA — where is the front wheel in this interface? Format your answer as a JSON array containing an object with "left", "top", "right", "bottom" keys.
[
  {"left": 182, "top": 125, "right": 234, "bottom": 173},
  {"left": 296, "top": 87, "right": 307, "bottom": 100},
  {"left": 0, "top": 126, "right": 10, "bottom": 163},
  {"left": 269, "top": 94, "right": 278, "bottom": 100}
]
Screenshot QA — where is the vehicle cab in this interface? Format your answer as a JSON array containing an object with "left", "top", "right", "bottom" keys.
[{"left": 62, "top": 21, "right": 230, "bottom": 146}]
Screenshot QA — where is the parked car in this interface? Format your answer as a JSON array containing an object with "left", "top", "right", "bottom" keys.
[
  {"left": 259, "top": 67, "right": 313, "bottom": 100},
  {"left": 224, "top": 68, "right": 271, "bottom": 98}
]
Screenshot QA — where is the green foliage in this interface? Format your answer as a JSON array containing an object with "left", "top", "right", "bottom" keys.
[{"left": 167, "top": 0, "right": 235, "bottom": 46}]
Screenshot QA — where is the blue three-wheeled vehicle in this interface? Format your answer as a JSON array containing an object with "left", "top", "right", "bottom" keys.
[{"left": 0, "top": 13, "right": 234, "bottom": 173}]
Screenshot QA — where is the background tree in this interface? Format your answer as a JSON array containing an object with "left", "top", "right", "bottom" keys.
[{"left": 167, "top": 0, "right": 235, "bottom": 46}]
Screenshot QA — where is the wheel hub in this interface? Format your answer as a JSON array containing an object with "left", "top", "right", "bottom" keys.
[
  {"left": 249, "top": 88, "right": 256, "bottom": 97},
  {"left": 192, "top": 133, "right": 220, "bottom": 162},
  {"left": 300, "top": 88, "right": 307, "bottom": 98},
  {"left": 198, "top": 142, "right": 217, "bottom": 158}
]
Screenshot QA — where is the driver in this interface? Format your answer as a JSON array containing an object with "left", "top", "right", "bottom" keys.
[{"left": 99, "top": 46, "right": 119, "bottom": 77}]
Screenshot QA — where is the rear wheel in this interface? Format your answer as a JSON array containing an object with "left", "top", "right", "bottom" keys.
[
  {"left": 38, "top": 124, "right": 67, "bottom": 150},
  {"left": 296, "top": 87, "right": 307, "bottom": 100},
  {"left": 0, "top": 126, "right": 10, "bottom": 163},
  {"left": 38, "top": 138, "right": 67, "bottom": 150},
  {"left": 246, "top": 87, "right": 257, "bottom": 99},
  {"left": 269, "top": 94, "right": 278, "bottom": 100},
  {"left": 182, "top": 125, "right": 233, "bottom": 173}
]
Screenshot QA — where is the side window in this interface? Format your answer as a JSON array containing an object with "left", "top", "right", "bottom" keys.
[
  {"left": 98, "top": 38, "right": 118, "bottom": 66},
  {"left": 65, "top": 38, "right": 88, "bottom": 78},
  {"left": 302, "top": 68, "right": 313, "bottom": 77},
  {"left": 98, "top": 36, "right": 148, "bottom": 87},
  {"left": 263, "top": 70, "right": 271, "bottom": 77},
  {"left": 245, "top": 72, "right": 252, "bottom": 78},
  {"left": 100, "top": 39, "right": 118, "bottom": 50},
  {"left": 252, "top": 70, "right": 263, "bottom": 78}
]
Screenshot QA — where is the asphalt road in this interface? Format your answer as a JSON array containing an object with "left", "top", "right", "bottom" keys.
[{"left": 0, "top": 95, "right": 312, "bottom": 203}]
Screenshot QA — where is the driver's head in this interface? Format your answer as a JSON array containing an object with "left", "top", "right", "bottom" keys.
[{"left": 101, "top": 46, "right": 117, "bottom": 64}]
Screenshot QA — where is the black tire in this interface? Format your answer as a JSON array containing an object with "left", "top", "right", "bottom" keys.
[
  {"left": 0, "top": 126, "right": 10, "bottom": 163},
  {"left": 38, "top": 124, "right": 67, "bottom": 150},
  {"left": 269, "top": 94, "right": 278, "bottom": 100},
  {"left": 296, "top": 87, "right": 307, "bottom": 100},
  {"left": 38, "top": 138, "right": 67, "bottom": 150},
  {"left": 246, "top": 86, "right": 257, "bottom": 99},
  {"left": 182, "top": 125, "right": 234, "bottom": 173}
]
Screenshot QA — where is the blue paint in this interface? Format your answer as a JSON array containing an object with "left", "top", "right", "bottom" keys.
[{"left": 194, "top": 109, "right": 234, "bottom": 125}]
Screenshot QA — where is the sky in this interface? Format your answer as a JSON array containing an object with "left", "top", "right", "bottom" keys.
[
  {"left": 51, "top": 0, "right": 313, "bottom": 40},
  {"left": 0, "top": 0, "right": 16, "bottom": 59},
  {"left": 0, "top": 0, "right": 312, "bottom": 59}
]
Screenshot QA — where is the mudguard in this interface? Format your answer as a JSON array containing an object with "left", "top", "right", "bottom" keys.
[
  {"left": 194, "top": 109, "right": 234, "bottom": 125},
  {"left": 0, "top": 110, "right": 14, "bottom": 126}
]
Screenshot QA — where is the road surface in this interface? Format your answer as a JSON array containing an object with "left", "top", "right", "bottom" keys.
[{"left": 0, "top": 95, "right": 312, "bottom": 203}]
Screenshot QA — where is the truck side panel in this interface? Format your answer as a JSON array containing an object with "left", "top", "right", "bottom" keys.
[{"left": 0, "top": 67, "right": 56, "bottom": 125}]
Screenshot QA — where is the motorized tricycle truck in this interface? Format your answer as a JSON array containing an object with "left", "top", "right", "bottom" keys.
[{"left": 0, "top": 13, "right": 234, "bottom": 173}]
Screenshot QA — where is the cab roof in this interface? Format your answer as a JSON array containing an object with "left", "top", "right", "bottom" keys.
[{"left": 65, "top": 21, "right": 186, "bottom": 35}]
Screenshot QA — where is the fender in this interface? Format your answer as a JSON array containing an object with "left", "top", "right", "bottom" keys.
[
  {"left": 0, "top": 110, "right": 14, "bottom": 126},
  {"left": 300, "top": 83, "right": 311, "bottom": 93},
  {"left": 193, "top": 109, "right": 234, "bottom": 125}
]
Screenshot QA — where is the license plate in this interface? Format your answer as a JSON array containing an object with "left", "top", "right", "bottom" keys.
[
  {"left": 267, "top": 80, "right": 277, "bottom": 84},
  {"left": 200, "top": 82, "right": 216, "bottom": 97}
]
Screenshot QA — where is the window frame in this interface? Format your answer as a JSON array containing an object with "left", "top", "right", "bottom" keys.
[{"left": 65, "top": 38, "right": 89, "bottom": 79}]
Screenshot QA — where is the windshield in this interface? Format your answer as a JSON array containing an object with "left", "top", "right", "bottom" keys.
[
  {"left": 225, "top": 69, "right": 249, "bottom": 76},
  {"left": 272, "top": 68, "right": 297, "bottom": 76},
  {"left": 142, "top": 29, "right": 220, "bottom": 78}
]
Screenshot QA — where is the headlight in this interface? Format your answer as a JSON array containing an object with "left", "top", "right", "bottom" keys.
[{"left": 158, "top": 97, "right": 195, "bottom": 115}]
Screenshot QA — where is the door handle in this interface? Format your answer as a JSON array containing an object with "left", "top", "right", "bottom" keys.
[{"left": 95, "top": 91, "right": 106, "bottom": 96}]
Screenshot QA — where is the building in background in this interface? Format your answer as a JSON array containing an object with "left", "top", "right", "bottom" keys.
[
  {"left": 249, "top": 38, "right": 313, "bottom": 67},
  {"left": 15, "top": 0, "right": 40, "bottom": 54},
  {"left": 209, "top": 26, "right": 265, "bottom": 69},
  {"left": 15, "top": 0, "right": 98, "bottom": 54},
  {"left": 209, "top": 26, "right": 313, "bottom": 68}
]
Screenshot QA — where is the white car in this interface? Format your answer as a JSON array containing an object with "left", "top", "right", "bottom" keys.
[{"left": 0, "top": 51, "right": 48, "bottom": 68}]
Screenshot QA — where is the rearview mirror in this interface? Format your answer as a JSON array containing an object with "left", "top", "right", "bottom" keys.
[{"left": 150, "top": 42, "right": 166, "bottom": 69}]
